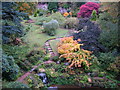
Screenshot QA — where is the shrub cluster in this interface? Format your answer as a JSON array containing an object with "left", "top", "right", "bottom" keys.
[
  {"left": 43, "top": 19, "right": 59, "bottom": 36},
  {"left": 73, "top": 18, "right": 106, "bottom": 54},
  {"left": 97, "top": 12, "right": 119, "bottom": 51},
  {"left": 77, "top": 2, "right": 100, "bottom": 18},
  {"left": 2, "top": 2, "right": 29, "bottom": 44},
  {"left": 4, "top": 81, "right": 30, "bottom": 88},
  {"left": 2, "top": 53, "right": 20, "bottom": 81},
  {"left": 97, "top": 52, "right": 115, "bottom": 70}
]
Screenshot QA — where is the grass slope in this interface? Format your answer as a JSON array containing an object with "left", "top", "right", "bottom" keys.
[{"left": 23, "top": 21, "right": 68, "bottom": 48}]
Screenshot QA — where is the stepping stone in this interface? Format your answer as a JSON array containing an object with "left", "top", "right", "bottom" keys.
[
  {"left": 49, "top": 49, "right": 53, "bottom": 52},
  {"left": 48, "top": 48, "right": 52, "bottom": 50},
  {"left": 45, "top": 44, "right": 49, "bottom": 46},
  {"left": 49, "top": 52, "right": 54, "bottom": 54}
]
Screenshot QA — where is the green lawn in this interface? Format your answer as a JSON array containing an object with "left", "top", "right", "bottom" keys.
[
  {"left": 23, "top": 24, "right": 68, "bottom": 48},
  {"left": 49, "top": 39, "right": 60, "bottom": 53}
]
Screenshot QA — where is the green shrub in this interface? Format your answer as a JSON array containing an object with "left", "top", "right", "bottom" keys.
[
  {"left": 35, "top": 12, "right": 65, "bottom": 26},
  {"left": 90, "top": 10, "right": 97, "bottom": 21},
  {"left": 98, "top": 23, "right": 118, "bottom": 51},
  {"left": 48, "top": 2, "right": 58, "bottom": 13},
  {"left": 43, "top": 19, "right": 59, "bottom": 36},
  {"left": 34, "top": 12, "right": 37, "bottom": 17},
  {"left": 26, "top": 47, "right": 45, "bottom": 64},
  {"left": 2, "top": 53, "right": 20, "bottom": 81},
  {"left": 97, "top": 12, "right": 118, "bottom": 51},
  {"left": 64, "top": 17, "right": 79, "bottom": 29},
  {"left": 4, "top": 81, "right": 30, "bottom": 88},
  {"left": 107, "top": 57, "right": 120, "bottom": 75},
  {"left": 98, "top": 52, "right": 115, "bottom": 69},
  {"left": 3, "top": 44, "right": 30, "bottom": 64},
  {"left": 48, "top": 12, "right": 66, "bottom": 26}
]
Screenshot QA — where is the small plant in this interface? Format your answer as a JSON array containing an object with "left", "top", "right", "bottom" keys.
[
  {"left": 58, "top": 36, "right": 92, "bottom": 69},
  {"left": 43, "top": 19, "right": 59, "bottom": 36},
  {"left": 90, "top": 10, "right": 97, "bottom": 21}
]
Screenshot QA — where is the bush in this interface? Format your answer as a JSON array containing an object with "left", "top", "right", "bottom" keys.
[
  {"left": 35, "top": 12, "right": 66, "bottom": 26},
  {"left": 16, "top": 2, "right": 37, "bottom": 15},
  {"left": 43, "top": 19, "right": 59, "bottom": 36},
  {"left": 98, "top": 52, "right": 115, "bottom": 70},
  {"left": 2, "top": 2, "right": 28, "bottom": 44},
  {"left": 2, "top": 53, "right": 20, "bottom": 81},
  {"left": 73, "top": 18, "right": 106, "bottom": 54},
  {"left": 97, "top": 12, "right": 119, "bottom": 51},
  {"left": 107, "top": 57, "right": 120, "bottom": 75},
  {"left": 4, "top": 81, "right": 30, "bottom": 88},
  {"left": 77, "top": 2, "right": 100, "bottom": 18},
  {"left": 90, "top": 10, "right": 97, "bottom": 21},
  {"left": 64, "top": 17, "right": 79, "bottom": 29},
  {"left": 58, "top": 36, "right": 93, "bottom": 69},
  {"left": 48, "top": 12, "right": 66, "bottom": 26},
  {"left": 48, "top": 2, "right": 58, "bottom": 13},
  {"left": 26, "top": 47, "right": 45, "bottom": 64}
]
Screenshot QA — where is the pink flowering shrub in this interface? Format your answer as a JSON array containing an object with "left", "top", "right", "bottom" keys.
[{"left": 77, "top": 2, "right": 100, "bottom": 18}]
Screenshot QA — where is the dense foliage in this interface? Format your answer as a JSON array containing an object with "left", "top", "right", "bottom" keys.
[
  {"left": 64, "top": 17, "right": 79, "bottom": 29},
  {"left": 2, "top": 2, "right": 28, "bottom": 44},
  {"left": 16, "top": 2, "right": 37, "bottom": 15},
  {"left": 98, "top": 52, "right": 116, "bottom": 70},
  {"left": 58, "top": 36, "right": 92, "bottom": 69},
  {"left": 97, "top": 12, "right": 119, "bottom": 51},
  {"left": 35, "top": 12, "right": 65, "bottom": 26},
  {"left": 4, "top": 81, "right": 30, "bottom": 88},
  {"left": 43, "top": 19, "right": 59, "bottom": 36},
  {"left": 73, "top": 18, "right": 106, "bottom": 54},
  {"left": 2, "top": 53, "right": 20, "bottom": 81},
  {"left": 48, "top": 2, "right": 58, "bottom": 13},
  {"left": 77, "top": 2, "right": 100, "bottom": 18}
]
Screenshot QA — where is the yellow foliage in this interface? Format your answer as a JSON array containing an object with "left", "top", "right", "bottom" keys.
[{"left": 58, "top": 36, "right": 92, "bottom": 69}]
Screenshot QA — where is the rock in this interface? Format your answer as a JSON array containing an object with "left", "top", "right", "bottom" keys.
[
  {"left": 56, "top": 61, "right": 60, "bottom": 64},
  {"left": 39, "top": 68, "right": 45, "bottom": 72},
  {"left": 88, "top": 77, "right": 92, "bottom": 83},
  {"left": 43, "top": 60, "right": 55, "bottom": 64},
  {"left": 37, "top": 72, "right": 48, "bottom": 84},
  {"left": 93, "top": 77, "right": 105, "bottom": 82},
  {"left": 48, "top": 86, "right": 58, "bottom": 90},
  {"left": 64, "top": 62, "right": 69, "bottom": 66},
  {"left": 47, "top": 48, "right": 51, "bottom": 50},
  {"left": 25, "top": 19, "right": 35, "bottom": 23}
]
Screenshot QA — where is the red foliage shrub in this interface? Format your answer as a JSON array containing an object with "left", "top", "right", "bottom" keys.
[{"left": 77, "top": 2, "right": 100, "bottom": 18}]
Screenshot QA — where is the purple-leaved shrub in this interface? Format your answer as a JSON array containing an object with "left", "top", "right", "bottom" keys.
[{"left": 77, "top": 2, "right": 100, "bottom": 18}]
